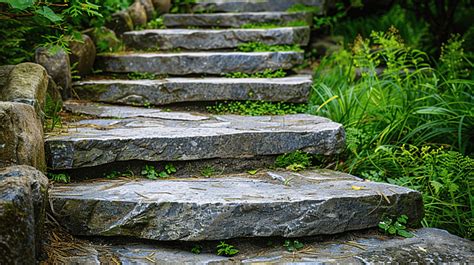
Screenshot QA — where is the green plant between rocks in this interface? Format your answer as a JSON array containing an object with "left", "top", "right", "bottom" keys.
[
  {"left": 200, "top": 166, "right": 215, "bottom": 177},
  {"left": 378, "top": 215, "right": 414, "bottom": 238},
  {"left": 207, "top": 101, "right": 308, "bottom": 116},
  {"left": 48, "top": 173, "right": 70, "bottom": 184},
  {"left": 224, "top": 69, "right": 287, "bottom": 79},
  {"left": 127, "top": 72, "right": 156, "bottom": 80},
  {"left": 237, "top": 42, "right": 303, "bottom": 53},
  {"left": 141, "top": 164, "right": 176, "bottom": 180},
  {"left": 283, "top": 240, "right": 305, "bottom": 252},
  {"left": 275, "top": 151, "right": 312, "bottom": 171},
  {"left": 241, "top": 20, "right": 309, "bottom": 29},
  {"left": 216, "top": 241, "right": 239, "bottom": 257},
  {"left": 191, "top": 245, "right": 202, "bottom": 254},
  {"left": 287, "top": 4, "right": 320, "bottom": 13}
]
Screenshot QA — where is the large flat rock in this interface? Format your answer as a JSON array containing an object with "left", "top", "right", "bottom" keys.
[
  {"left": 163, "top": 12, "right": 313, "bottom": 28},
  {"left": 95, "top": 51, "right": 303, "bottom": 75},
  {"left": 192, "top": 0, "right": 325, "bottom": 13},
  {"left": 73, "top": 75, "right": 312, "bottom": 105},
  {"left": 45, "top": 102, "right": 345, "bottom": 169},
  {"left": 49, "top": 169, "right": 423, "bottom": 241},
  {"left": 44, "top": 228, "right": 473, "bottom": 264},
  {"left": 123, "top": 27, "right": 310, "bottom": 50}
]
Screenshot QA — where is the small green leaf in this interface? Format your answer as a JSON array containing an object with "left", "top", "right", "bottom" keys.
[
  {"left": 397, "top": 229, "right": 414, "bottom": 238},
  {"left": 388, "top": 227, "right": 397, "bottom": 235},
  {"left": 36, "top": 6, "right": 62, "bottom": 22},
  {"left": 0, "top": 0, "right": 34, "bottom": 10}
]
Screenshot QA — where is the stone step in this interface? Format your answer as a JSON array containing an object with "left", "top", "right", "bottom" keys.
[
  {"left": 192, "top": 0, "right": 325, "bottom": 13},
  {"left": 123, "top": 27, "right": 310, "bottom": 51},
  {"left": 163, "top": 12, "right": 313, "bottom": 28},
  {"left": 45, "top": 101, "right": 344, "bottom": 170},
  {"left": 49, "top": 169, "right": 423, "bottom": 241},
  {"left": 45, "top": 228, "right": 473, "bottom": 264},
  {"left": 95, "top": 51, "right": 303, "bottom": 75},
  {"left": 73, "top": 75, "right": 312, "bottom": 105}
]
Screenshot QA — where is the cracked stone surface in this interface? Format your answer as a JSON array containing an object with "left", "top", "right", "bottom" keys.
[
  {"left": 49, "top": 169, "right": 424, "bottom": 241},
  {"left": 95, "top": 51, "right": 304, "bottom": 75},
  {"left": 123, "top": 27, "right": 310, "bottom": 50},
  {"left": 44, "top": 228, "right": 473, "bottom": 264},
  {"left": 192, "top": 0, "right": 325, "bottom": 13},
  {"left": 45, "top": 102, "right": 345, "bottom": 169},
  {"left": 163, "top": 12, "right": 313, "bottom": 28},
  {"left": 73, "top": 75, "right": 312, "bottom": 105}
]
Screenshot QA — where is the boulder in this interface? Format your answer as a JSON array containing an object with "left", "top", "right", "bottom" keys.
[
  {"left": 69, "top": 34, "right": 96, "bottom": 77},
  {"left": 35, "top": 48, "right": 72, "bottom": 100},
  {"left": 0, "top": 102, "right": 46, "bottom": 172},
  {"left": 151, "top": 0, "right": 171, "bottom": 14},
  {"left": 106, "top": 11, "right": 134, "bottom": 36},
  {"left": 0, "top": 65, "right": 14, "bottom": 89},
  {"left": 128, "top": 1, "right": 148, "bottom": 27},
  {"left": 0, "top": 165, "right": 49, "bottom": 264},
  {"left": 86, "top": 27, "right": 122, "bottom": 53},
  {"left": 139, "top": 0, "right": 155, "bottom": 20},
  {"left": 0, "top": 63, "right": 48, "bottom": 112}
]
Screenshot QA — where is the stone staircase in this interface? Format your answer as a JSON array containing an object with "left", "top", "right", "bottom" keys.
[{"left": 41, "top": 1, "right": 461, "bottom": 263}]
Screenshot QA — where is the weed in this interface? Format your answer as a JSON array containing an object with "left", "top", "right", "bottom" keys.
[
  {"left": 127, "top": 72, "right": 156, "bottom": 80},
  {"left": 247, "top": 169, "right": 258, "bottom": 175},
  {"left": 44, "top": 94, "right": 63, "bottom": 132},
  {"left": 275, "top": 151, "right": 312, "bottom": 171},
  {"left": 378, "top": 215, "right": 414, "bottom": 238},
  {"left": 224, "top": 69, "right": 287, "bottom": 79},
  {"left": 141, "top": 164, "right": 176, "bottom": 180},
  {"left": 287, "top": 4, "right": 321, "bottom": 13},
  {"left": 241, "top": 21, "right": 308, "bottom": 29},
  {"left": 207, "top": 101, "right": 307, "bottom": 116},
  {"left": 237, "top": 42, "right": 302, "bottom": 52},
  {"left": 283, "top": 240, "right": 304, "bottom": 252},
  {"left": 104, "top": 170, "right": 133, "bottom": 179},
  {"left": 216, "top": 242, "right": 239, "bottom": 257},
  {"left": 191, "top": 245, "right": 202, "bottom": 254},
  {"left": 200, "top": 166, "right": 215, "bottom": 177},
  {"left": 48, "top": 173, "right": 70, "bottom": 184},
  {"left": 137, "top": 17, "right": 165, "bottom": 29}
]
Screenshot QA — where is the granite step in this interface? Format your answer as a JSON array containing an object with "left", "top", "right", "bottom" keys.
[
  {"left": 49, "top": 169, "right": 424, "bottom": 241},
  {"left": 95, "top": 51, "right": 303, "bottom": 75},
  {"left": 44, "top": 228, "right": 473, "bottom": 264},
  {"left": 45, "top": 101, "right": 344, "bottom": 170},
  {"left": 163, "top": 12, "right": 313, "bottom": 28},
  {"left": 123, "top": 27, "right": 310, "bottom": 51},
  {"left": 72, "top": 75, "right": 312, "bottom": 105},
  {"left": 192, "top": 0, "right": 325, "bottom": 14}
]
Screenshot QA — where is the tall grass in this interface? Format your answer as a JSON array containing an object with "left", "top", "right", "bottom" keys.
[{"left": 310, "top": 28, "right": 473, "bottom": 238}]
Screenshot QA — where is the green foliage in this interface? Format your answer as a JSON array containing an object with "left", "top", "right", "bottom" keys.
[
  {"left": 127, "top": 72, "right": 156, "bottom": 80},
  {"left": 275, "top": 151, "right": 312, "bottom": 171},
  {"left": 311, "top": 30, "right": 473, "bottom": 238},
  {"left": 44, "top": 94, "right": 62, "bottom": 132},
  {"left": 283, "top": 240, "right": 304, "bottom": 252},
  {"left": 170, "top": 0, "right": 195, "bottom": 13},
  {"left": 224, "top": 69, "right": 287, "bottom": 78},
  {"left": 200, "top": 165, "right": 215, "bottom": 177},
  {"left": 216, "top": 242, "right": 239, "bottom": 257},
  {"left": 141, "top": 164, "right": 176, "bottom": 180},
  {"left": 191, "top": 245, "right": 202, "bottom": 254},
  {"left": 237, "top": 42, "right": 302, "bottom": 52},
  {"left": 104, "top": 170, "right": 133, "bottom": 179},
  {"left": 207, "top": 101, "right": 307, "bottom": 116},
  {"left": 48, "top": 173, "right": 70, "bottom": 183},
  {"left": 313, "top": 2, "right": 346, "bottom": 32},
  {"left": 378, "top": 215, "right": 414, "bottom": 238},
  {"left": 287, "top": 4, "right": 320, "bottom": 13}
]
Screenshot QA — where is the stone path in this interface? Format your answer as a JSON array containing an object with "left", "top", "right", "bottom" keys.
[{"left": 44, "top": 1, "right": 472, "bottom": 263}]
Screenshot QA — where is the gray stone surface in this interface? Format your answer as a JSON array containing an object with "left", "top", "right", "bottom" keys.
[
  {"left": 192, "top": 0, "right": 325, "bottom": 13},
  {"left": 106, "top": 11, "right": 134, "bottom": 36},
  {"left": 123, "top": 27, "right": 310, "bottom": 50},
  {"left": 50, "top": 169, "right": 423, "bottom": 241},
  {"left": 45, "top": 102, "right": 344, "bottom": 169},
  {"left": 163, "top": 12, "right": 312, "bottom": 28},
  {"left": 73, "top": 75, "right": 312, "bottom": 105},
  {"left": 69, "top": 34, "right": 96, "bottom": 77},
  {"left": 0, "top": 63, "right": 48, "bottom": 111},
  {"left": 0, "top": 165, "right": 49, "bottom": 264},
  {"left": 0, "top": 102, "right": 46, "bottom": 172},
  {"left": 35, "top": 47, "right": 72, "bottom": 99},
  {"left": 43, "top": 228, "right": 473, "bottom": 264},
  {"left": 95, "top": 51, "right": 304, "bottom": 75}
]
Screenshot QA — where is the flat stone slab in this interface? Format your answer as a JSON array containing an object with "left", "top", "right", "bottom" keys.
[
  {"left": 163, "top": 12, "right": 313, "bottom": 28},
  {"left": 192, "top": 0, "right": 325, "bottom": 13},
  {"left": 49, "top": 169, "right": 423, "bottom": 241},
  {"left": 47, "top": 228, "right": 472, "bottom": 264},
  {"left": 123, "top": 27, "right": 310, "bottom": 50},
  {"left": 95, "top": 51, "right": 303, "bottom": 75},
  {"left": 45, "top": 102, "right": 345, "bottom": 169},
  {"left": 73, "top": 75, "right": 312, "bottom": 105}
]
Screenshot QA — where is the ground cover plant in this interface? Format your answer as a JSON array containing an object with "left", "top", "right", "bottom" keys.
[
  {"left": 207, "top": 101, "right": 308, "bottom": 116},
  {"left": 310, "top": 27, "right": 473, "bottom": 239}
]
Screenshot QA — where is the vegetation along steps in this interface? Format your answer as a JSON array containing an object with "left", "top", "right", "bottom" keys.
[
  {"left": 49, "top": 169, "right": 424, "bottom": 241},
  {"left": 162, "top": 12, "right": 313, "bottom": 28},
  {"left": 72, "top": 75, "right": 312, "bottom": 105},
  {"left": 95, "top": 51, "right": 303, "bottom": 75},
  {"left": 122, "top": 27, "right": 310, "bottom": 50},
  {"left": 191, "top": 0, "right": 325, "bottom": 13}
]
